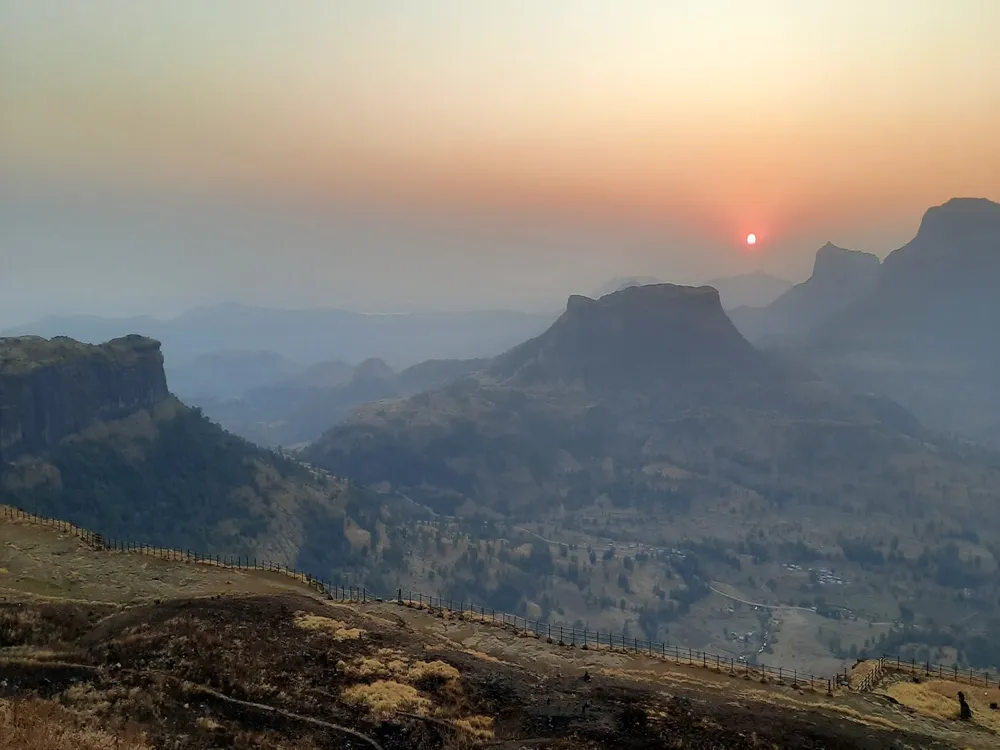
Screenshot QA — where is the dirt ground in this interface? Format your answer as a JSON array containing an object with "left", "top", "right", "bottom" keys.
[
  {"left": 2, "top": 592, "right": 979, "bottom": 750},
  {"left": 0, "top": 511, "right": 314, "bottom": 605}
]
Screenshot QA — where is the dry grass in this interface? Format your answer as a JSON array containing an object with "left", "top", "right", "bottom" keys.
[
  {"left": 0, "top": 697, "right": 151, "bottom": 749},
  {"left": 407, "top": 659, "right": 461, "bottom": 683},
  {"left": 339, "top": 648, "right": 464, "bottom": 722},
  {"left": 294, "top": 612, "right": 365, "bottom": 640},
  {"left": 342, "top": 680, "right": 431, "bottom": 718},
  {"left": 452, "top": 715, "right": 494, "bottom": 739},
  {"left": 339, "top": 650, "right": 461, "bottom": 685},
  {"left": 885, "top": 678, "right": 1000, "bottom": 733},
  {"left": 196, "top": 716, "right": 224, "bottom": 731}
]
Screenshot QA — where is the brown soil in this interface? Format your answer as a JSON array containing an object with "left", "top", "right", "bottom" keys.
[{"left": 0, "top": 592, "right": 988, "bottom": 749}]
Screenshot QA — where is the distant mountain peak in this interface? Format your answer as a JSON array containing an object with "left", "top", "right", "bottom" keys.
[
  {"left": 916, "top": 197, "right": 1000, "bottom": 240},
  {"left": 493, "top": 283, "right": 758, "bottom": 388},
  {"left": 590, "top": 276, "right": 664, "bottom": 299},
  {"left": 351, "top": 357, "right": 395, "bottom": 383},
  {"left": 812, "top": 243, "right": 881, "bottom": 279}
]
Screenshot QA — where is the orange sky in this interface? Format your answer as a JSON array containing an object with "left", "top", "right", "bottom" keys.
[{"left": 2, "top": 1, "right": 999, "bottom": 310}]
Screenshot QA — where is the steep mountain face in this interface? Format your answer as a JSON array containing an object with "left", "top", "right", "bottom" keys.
[
  {"left": 306, "top": 284, "right": 980, "bottom": 524},
  {"left": 0, "top": 335, "right": 168, "bottom": 463},
  {"left": 804, "top": 198, "right": 1000, "bottom": 442},
  {"left": 0, "top": 334, "right": 422, "bottom": 583},
  {"left": 817, "top": 198, "right": 1000, "bottom": 355},
  {"left": 729, "top": 244, "right": 881, "bottom": 344}
]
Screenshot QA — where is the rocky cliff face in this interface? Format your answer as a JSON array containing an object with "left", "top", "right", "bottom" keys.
[{"left": 0, "top": 334, "right": 169, "bottom": 463}]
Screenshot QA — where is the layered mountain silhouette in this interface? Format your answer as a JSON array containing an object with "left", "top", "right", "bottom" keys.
[
  {"left": 305, "top": 283, "right": 980, "bottom": 520},
  {"left": 802, "top": 198, "right": 1000, "bottom": 442},
  {"left": 721, "top": 198, "right": 1000, "bottom": 443},
  {"left": 1, "top": 304, "right": 554, "bottom": 371},
  {"left": 199, "top": 355, "right": 489, "bottom": 447},
  {"left": 703, "top": 271, "right": 793, "bottom": 309},
  {"left": 729, "top": 244, "right": 881, "bottom": 344},
  {"left": 815, "top": 198, "right": 1000, "bottom": 356}
]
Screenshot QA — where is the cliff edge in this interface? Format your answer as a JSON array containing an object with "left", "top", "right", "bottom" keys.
[{"left": 0, "top": 334, "right": 169, "bottom": 463}]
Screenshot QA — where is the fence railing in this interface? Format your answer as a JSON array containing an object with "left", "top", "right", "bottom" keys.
[
  {"left": 390, "top": 587, "right": 838, "bottom": 691},
  {"left": 857, "top": 656, "right": 886, "bottom": 692},
  {"left": 883, "top": 654, "right": 1000, "bottom": 689}
]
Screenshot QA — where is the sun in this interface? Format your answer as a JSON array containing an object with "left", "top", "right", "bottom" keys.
[{"left": 746, "top": 233, "right": 757, "bottom": 246}]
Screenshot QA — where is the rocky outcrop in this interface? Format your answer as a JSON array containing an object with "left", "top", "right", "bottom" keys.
[{"left": 0, "top": 334, "right": 169, "bottom": 463}]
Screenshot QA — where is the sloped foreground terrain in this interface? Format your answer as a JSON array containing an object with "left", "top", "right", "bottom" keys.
[{"left": 2, "top": 513, "right": 997, "bottom": 749}]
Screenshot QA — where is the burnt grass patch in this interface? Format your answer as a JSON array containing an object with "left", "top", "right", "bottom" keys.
[{"left": 0, "top": 593, "right": 962, "bottom": 748}]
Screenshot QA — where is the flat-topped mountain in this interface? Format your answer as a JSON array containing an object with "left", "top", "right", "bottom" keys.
[
  {"left": 0, "top": 335, "right": 168, "bottom": 463},
  {"left": 493, "top": 285, "right": 760, "bottom": 389}
]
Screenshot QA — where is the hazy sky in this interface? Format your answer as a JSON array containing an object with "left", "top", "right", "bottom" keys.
[{"left": 2, "top": 1, "right": 999, "bottom": 323}]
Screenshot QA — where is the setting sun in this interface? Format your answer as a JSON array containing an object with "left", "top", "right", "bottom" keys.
[{"left": 746, "top": 233, "right": 757, "bottom": 246}]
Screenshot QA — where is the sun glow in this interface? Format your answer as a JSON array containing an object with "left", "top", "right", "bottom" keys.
[{"left": 746, "top": 233, "right": 757, "bottom": 246}]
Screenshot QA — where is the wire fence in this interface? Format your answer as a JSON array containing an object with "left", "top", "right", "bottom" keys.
[
  {"left": 884, "top": 654, "right": 1000, "bottom": 689},
  {"left": 6, "top": 503, "right": 999, "bottom": 693}
]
